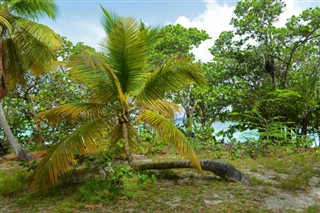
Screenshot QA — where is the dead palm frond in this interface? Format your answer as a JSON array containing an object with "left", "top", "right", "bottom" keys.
[{"left": 32, "top": 118, "right": 108, "bottom": 189}]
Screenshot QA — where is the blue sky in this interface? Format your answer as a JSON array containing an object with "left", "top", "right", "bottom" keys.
[
  {"left": 40, "top": 0, "right": 320, "bottom": 62},
  {"left": 40, "top": 0, "right": 208, "bottom": 49}
]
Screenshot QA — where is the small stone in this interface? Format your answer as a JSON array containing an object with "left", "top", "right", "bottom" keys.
[{"left": 204, "top": 199, "right": 222, "bottom": 206}]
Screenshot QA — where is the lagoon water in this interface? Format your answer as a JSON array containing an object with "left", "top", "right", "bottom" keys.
[
  {"left": 174, "top": 118, "right": 258, "bottom": 142},
  {"left": 175, "top": 118, "right": 319, "bottom": 147}
]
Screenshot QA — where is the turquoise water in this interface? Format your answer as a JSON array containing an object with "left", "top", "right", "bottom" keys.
[{"left": 175, "top": 118, "right": 319, "bottom": 147}]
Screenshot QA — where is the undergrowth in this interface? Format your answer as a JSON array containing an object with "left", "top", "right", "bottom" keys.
[{"left": 0, "top": 145, "right": 319, "bottom": 212}]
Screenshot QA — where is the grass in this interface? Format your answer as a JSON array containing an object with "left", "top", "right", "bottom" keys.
[
  {"left": 307, "top": 205, "right": 320, "bottom": 213},
  {"left": 0, "top": 146, "right": 319, "bottom": 212},
  {"left": 0, "top": 170, "right": 30, "bottom": 196},
  {"left": 277, "top": 174, "right": 313, "bottom": 191}
]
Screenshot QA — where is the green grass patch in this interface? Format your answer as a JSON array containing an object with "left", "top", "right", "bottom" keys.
[
  {"left": 75, "top": 177, "right": 122, "bottom": 204},
  {"left": 277, "top": 173, "right": 313, "bottom": 191},
  {"left": 306, "top": 205, "right": 320, "bottom": 213},
  {"left": 0, "top": 170, "right": 30, "bottom": 196}
]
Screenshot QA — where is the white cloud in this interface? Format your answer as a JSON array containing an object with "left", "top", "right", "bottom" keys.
[
  {"left": 275, "top": 0, "right": 302, "bottom": 27},
  {"left": 45, "top": 18, "right": 105, "bottom": 50},
  {"left": 72, "top": 20, "right": 105, "bottom": 50},
  {"left": 175, "top": 0, "right": 304, "bottom": 63},
  {"left": 175, "top": 1, "right": 235, "bottom": 62}
]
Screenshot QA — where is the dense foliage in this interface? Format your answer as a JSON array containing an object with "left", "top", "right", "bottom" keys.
[
  {"left": 0, "top": 0, "right": 61, "bottom": 159},
  {"left": 1, "top": 38, "right": 91, "bottom": 148},
  {"left": 204, "top": 0, "right": 320, "bottom": 146}
]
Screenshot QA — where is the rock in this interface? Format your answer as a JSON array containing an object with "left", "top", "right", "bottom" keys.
[
  {"left": 309, "top": 177, "right": 320, "bottom": 187},
  {"left": 203, "top": 199, "right": 223, "bottom": 206}
]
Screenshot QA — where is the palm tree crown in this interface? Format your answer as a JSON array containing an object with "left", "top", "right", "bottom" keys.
[
  {"left": 33, "top": 6, "right": 206, "bottom": 190},
  {"left": 0, "top": 0, "right": 61, "bottom": 97}
]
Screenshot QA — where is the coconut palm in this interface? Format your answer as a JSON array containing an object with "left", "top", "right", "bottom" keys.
[
  {"left": 0, "top": 0, "right": 61, "bottom": 159},
  {"left": 32, "top": 7, "right": 207, "bottom": 190}
]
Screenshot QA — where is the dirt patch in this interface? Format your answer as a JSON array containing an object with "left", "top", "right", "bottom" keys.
[
  {"left": 0, "top": 158, "right": 20, "bottom": 170},
  {"left": 264, "top": 191, "right": 316, "bottom": 211},
  {"left": 244, "top": 168, "right": 319, "bottom": 211},
  {"left": 309, "top": 177, "right": 320, "bottom": 187}
]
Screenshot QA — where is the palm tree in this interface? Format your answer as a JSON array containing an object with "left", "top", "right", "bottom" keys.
[
  {"left": 0, "top": 0, "right": 61, "bottom": 159},
  {"left": 33, "top": 7, "right": 249, "bottom": 190}
]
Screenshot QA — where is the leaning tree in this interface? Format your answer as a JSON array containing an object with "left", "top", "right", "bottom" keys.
[
  {"left": 33, "top": 7, "right": 248, "bottom": 190},
  {"left": 0, "top": 0, "right": 61, "bottom": 159}
]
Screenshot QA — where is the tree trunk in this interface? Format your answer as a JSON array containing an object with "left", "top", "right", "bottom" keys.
[
  {"left": 120, "top": 114, "right": 133, "bottom": 167},
  {"left": 301, "top": 118, "right": 308, "bottom": 136},
  {"left": 0, "top": 40, "right": 7, "bottom": 99},
  {"left": 0, "top": 101, "right": 32, "bottom": 160},
  {"left": 133, "top": 159, "right": 251, "bottom": 185}
]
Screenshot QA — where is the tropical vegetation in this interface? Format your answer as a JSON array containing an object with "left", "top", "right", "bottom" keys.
[
  {"left": 0, "top": 0, "right": 61, "bottom": 159},
  {"left": 0, "top": 0, "right": 320, "bottom": 211}
]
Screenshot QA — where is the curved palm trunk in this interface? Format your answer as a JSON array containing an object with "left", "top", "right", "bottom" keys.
[
  {"left": 0, "top": 101, "right": 32, "bottom": 160},
  {"left": 0, "top": 39, "right": 32, "bottom": 160},
  {"left": 119, "top": 113, "right": 248, "bottom": 185},
  {"left": 120, "top": 114, "right": 249, "bottom": 185},
  {"left": 134, "top": 160, "right": 251, "bottom": 185}
]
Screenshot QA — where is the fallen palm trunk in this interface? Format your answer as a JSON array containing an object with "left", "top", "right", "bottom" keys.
[{"left": 133, "top": 160, "right": 251, "bottom": 185}]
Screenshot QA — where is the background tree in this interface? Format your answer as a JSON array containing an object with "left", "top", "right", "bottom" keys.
[
  {"left": 207, "top": 0, "right": 320, "bottom": 145},
  {"left": 0, "top": 0, "right": 61, "bottom": 159},
  {"left": 2, "top": 38, "right": 92, "bottom": 148},
  {"left": 150, "top": 24, "right": 210, "bottom": 135}
]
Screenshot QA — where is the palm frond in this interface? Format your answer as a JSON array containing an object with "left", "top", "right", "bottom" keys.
[
  {"left": 139, "top": 21, "right": 161, "bottom": 50},
  {"left": 100, "top": 7, "right": 148, "bottom": 95},
  {"left": 137, "top": 57, "right": 206, "bottom": 102},
  {"left": 69, "top": 50, "right": 128, "bottom": 110},
  {"left": 32, "top": 118, "right": 108, "bottom": 191},
  {"left": 137, "top": 99, "right": 181, "bottom": 120},
  {"left": 69, "top": 50, "right": 112, "bottom": 85},
  {"left": 9, "top": 0, "right": 57, "bottom": 20},
  {"left": 3, "top": 38, "right": 25, "bottom": 90},
  {"left": 100, "top": 5, "right": 120, "bottom": 34},
  {"left": 0, "top": 9, "right": 11, "bottom": 30},
  {"left": 11, "top": 17, "right": 62, "bottom": 76},
  {"left": 137, "top": 110, "right": 202, "bottom": 173},
  {"left": 36, "top": 103, "right": 106, "bottom": 125}
]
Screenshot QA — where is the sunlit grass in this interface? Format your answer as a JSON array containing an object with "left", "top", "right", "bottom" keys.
[
  {"left": 0, "top": 170, "right": 30, "bottom": 196},
  {"left": 0, "top": 145, "right": 319, "bottom": 212},
  {"left": 277, "top": 173, "right": 313, "bottom": 191}
]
